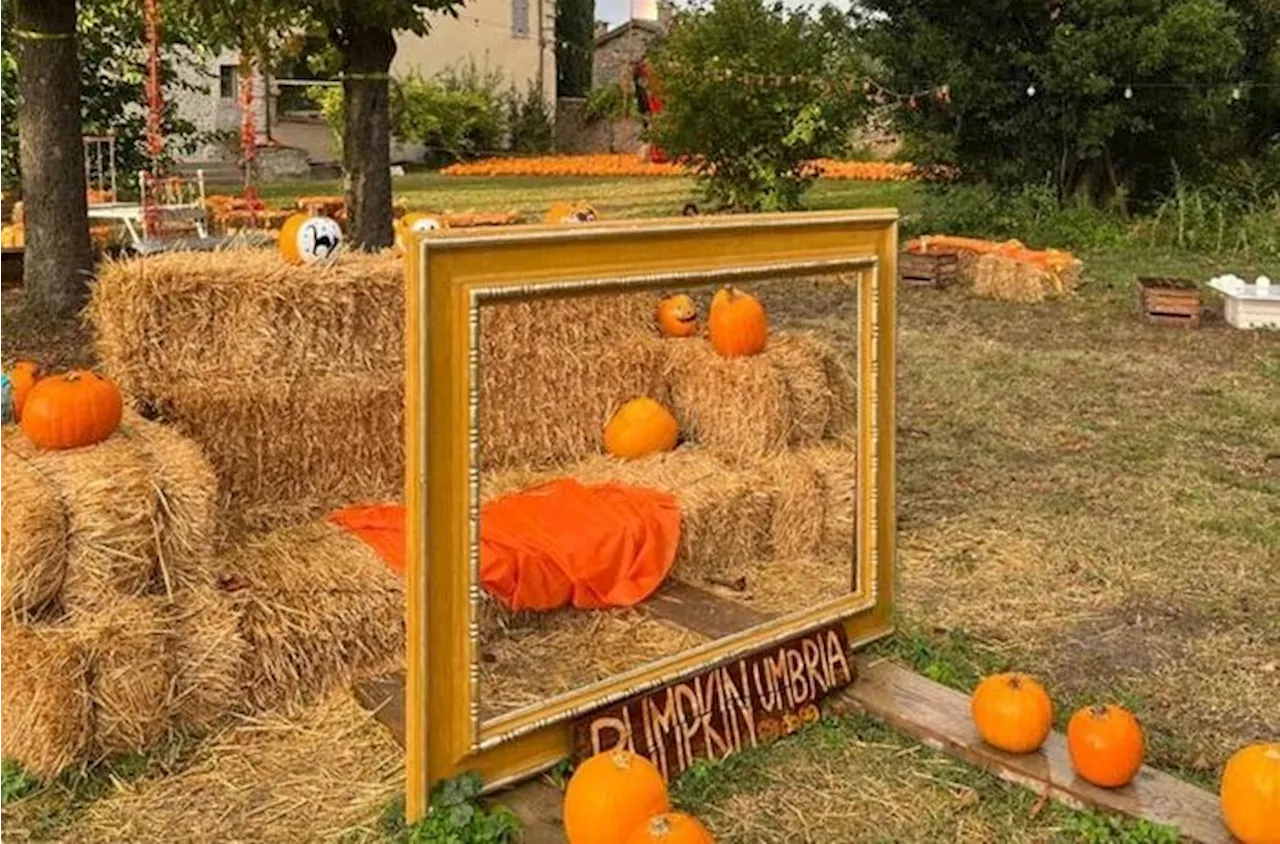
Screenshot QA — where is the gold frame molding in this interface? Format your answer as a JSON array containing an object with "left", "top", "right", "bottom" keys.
[{"left": 404, "top": 210, "right": 900, "bottom": 820}]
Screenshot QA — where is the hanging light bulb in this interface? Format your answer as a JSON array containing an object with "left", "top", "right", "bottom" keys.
[
  {"left": 1231, "top": 86, "right": 1242, "bottom": 101},
  {"left": 1124, "top": 85, "right": 1133, "bottom": 99},
  {"left": 1026, "top": 83, "right": 1037, "bottom": 97}
]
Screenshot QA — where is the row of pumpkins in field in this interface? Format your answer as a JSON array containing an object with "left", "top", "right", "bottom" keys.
[
  {"left": 973, "top": 673, "right": 1276, "bottom": 843},
  {"left": 275, "top": 201, "right": 600, "bottom": 265},
  {"left": 1, "top": 363, "right": 123, "bottom": 450},
  {"left": 604, "top": 288, "right": 768, "bottom": 460}
]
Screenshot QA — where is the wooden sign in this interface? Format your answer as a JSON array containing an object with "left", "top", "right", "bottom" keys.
[{"left": 572, "top": 624, "right": 855, "bottom": 782}]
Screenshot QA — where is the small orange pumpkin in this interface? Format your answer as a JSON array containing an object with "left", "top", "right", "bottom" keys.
[
  {"left": 1066, "top": 704, "right": 1145, "bottom": 788},
  {"left": 656, "top": 294, "right": 699, "bottom": 338},
  {"left": 1220, "top": 743, "right": 1280, "bottom": 844},
  {"left": 9, "top": 360, "right": 42, "bottom": 419},
  {"left": 564, "top": 750, "right": 670, "bottom": 844},
  {"left": 20, "top": 370, "right": 123, "bottom": 450},
  {"left": 970, "top": 672, "right": 1054, "bottom": 754},
  {"left": 604, "top": 397, "right": 679, "bottom": 459},
  {"left": 708, "top": 286, "right": 768, "bottom": 357},
  {"left": 625, "top": 811, "right": 715, "bottom": 844}
]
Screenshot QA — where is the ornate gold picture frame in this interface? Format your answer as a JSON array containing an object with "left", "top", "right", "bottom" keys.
[{"left": 404, "top": 210, "right": 899, "bottom": 820}]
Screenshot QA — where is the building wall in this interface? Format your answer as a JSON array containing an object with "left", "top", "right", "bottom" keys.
[
  {"left": 172, "top": 48, "right": 271, "bottom": 163},
  {"left": 393, "top": 0, "right": 556, "bottom": 110},
  {"left": 592, "top": 27, "right": 659, "bottom": 91}
]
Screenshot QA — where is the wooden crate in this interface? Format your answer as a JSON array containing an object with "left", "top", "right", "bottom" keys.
[
  {"left": 1138, "top": 276, "right": 1202, "bottom": 327},
  {"left": 900, "top": 250, "right": 959, "bottom": 288}
]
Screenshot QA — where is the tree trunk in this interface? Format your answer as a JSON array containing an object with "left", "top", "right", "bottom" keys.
[
  {"left": 16, "top": 0, "right": 93, "bottom": 317},
  {"left": 339, "top": 26, "right": 396, "bottom": 251}
]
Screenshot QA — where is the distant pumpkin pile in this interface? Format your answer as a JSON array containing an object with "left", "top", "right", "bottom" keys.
[
  {"left": 603, "top": 286, "right": 768, "bottom": 460},
  {"left": 564, "top": 749, "right": 715, "bottom": 843},
  {"left": 1, "top": 362, "right": 123, "bottom": 451},
  {"left": 971, "top": 673, "right": 1278, "bottom": 843}
]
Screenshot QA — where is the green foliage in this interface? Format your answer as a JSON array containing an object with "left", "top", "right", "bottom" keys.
[
  {"left": 1063, "top": 811, "right": 1181, "bottom": 843},
  {"left": 584, "top": 83, "right": 632, "bottom": 122},
  {"left": 507, "top": 82, "right": 555, "bottom": 154},
  {"left": 557, "top": 0, "right": 595, "bottom": 97},
  {"left": 398, "top": 68, "right": 508, "bottom": 166},
  {"left": 0, "top": 0, "right": 209, "bottom": 191},
  {"left": 382, "top": 773, "right": 520, "bottom": 844},
  {"left": 650, "top": 0, "right": 868, "bottom": 211},
  {"left": 862, "top": 0, "right": 1257, "bottom": 207},
  {"left": 1, "top": 759, "right": 39, "bottom": 804}
]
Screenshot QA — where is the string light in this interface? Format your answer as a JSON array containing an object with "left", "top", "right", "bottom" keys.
[
  {"left": 1026, "top": 83, "right": 1037, "bottom": 97},
  {"left": 1124, "top": 85, "right": 1133, "bottom": 99}
]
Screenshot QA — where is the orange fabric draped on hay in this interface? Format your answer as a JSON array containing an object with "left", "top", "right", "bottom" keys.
[
  {"left": 327, "top": 479, "right": 681, "bottom": 611},
  {"left": 906, "top": 234, "right": 1079, "bottom": 276}
]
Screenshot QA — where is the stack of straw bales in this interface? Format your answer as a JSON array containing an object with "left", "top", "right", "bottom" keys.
[
  {"left": 971, "top": 253, "right": 1077, "bottom": 303},
  {"left": 89, "top": 250, "right": 405, "bottom": 540}
]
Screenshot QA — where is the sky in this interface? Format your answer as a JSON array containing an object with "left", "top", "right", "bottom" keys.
[{"left": 595, "top": 0, "right": 854, "bottom": 25}]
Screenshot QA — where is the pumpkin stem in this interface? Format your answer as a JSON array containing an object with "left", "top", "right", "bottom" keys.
[
  {"left": 648, "top": 815, "right": 673, "bottom": 836},
  {"left": 1006, "top": 674, "right": 1023, "bottom": 690},
  {"left": 609, "top": 750, "right": 632, "bottom": 770},
  {"left": 1090, "top": 704, "right": 1110, "bottom": 718}
]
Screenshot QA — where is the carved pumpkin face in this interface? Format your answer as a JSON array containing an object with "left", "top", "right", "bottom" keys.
[
  {"left": 279, "top": 213, "right": 343, "bottom": 264},
  {"left": 395, "top": 212, "right": 443, "bottom": 252},
  {"left": 656, "top": 294, "right": 699, "bottom": 337}
]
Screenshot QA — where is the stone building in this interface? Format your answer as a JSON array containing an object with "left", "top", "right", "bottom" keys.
[{"left": 590, "top": 1, "right": 674, "bottom": 90}]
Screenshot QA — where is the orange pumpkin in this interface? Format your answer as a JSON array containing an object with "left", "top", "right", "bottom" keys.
[
  {"left": 278, "top": 212, "right": 343, "bottom": 264},
  {"left": 1066, "top": 704, "right": 1145, "bottom": 788},
  {"left": 657, "top": 294, "right": 699, "bottom": 338},
  {"left": 20, "top": 370, "right": 123, "bottom": 450},
  {"left": 1220, "top": 743, "right": 1280, "bottom": 844},
  {"left": 604, "top": 397, "right": 679, "bottom": 459},
  {"left": 708, "top": 286, "right": 768, "bottom": 357},
  {"left": 970, "top": 672, "right": 1054, "bottom": 754},
  {"left": 9, "top": 360, "right": 42, "bottom": 419},
  {"left": 546, "top": 200, "right": 598, "bottom": 225},
  {"left": 564, "top": 750, "right": 670, "bottom": 844},
  {"left": 626, "top": 811, "right": 715, "bottom": 844}
]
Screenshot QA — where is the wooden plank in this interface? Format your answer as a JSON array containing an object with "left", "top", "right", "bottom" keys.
[
  {"left": 354, "top": 673, "right": 407, "bottom": 746},
  {"left": 489, "top": 777, "right": 566, "bottom": 843},
  {"left": 1146, "top": 312, "right": 1201, "bottom": 328},
  {"left": 645, "top": 579, "right": 776, "bottom": 639},
  {"left": 571, "top": 623, "right": 855, "bottom": 783},
  {"left": 831, "top": 658, "right": 1232, "bottom": 844}
]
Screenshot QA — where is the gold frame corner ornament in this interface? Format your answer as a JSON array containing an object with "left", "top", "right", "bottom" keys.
[{"left": 404, "top": 210, "right": 899, "bottom": 820}]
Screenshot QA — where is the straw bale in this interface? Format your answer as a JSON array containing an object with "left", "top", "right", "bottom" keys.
[
  {"left": 82, "top": 597, "right": 177, "bottom": 755},
  {"left": 970, "top": 254, "right": 1078, "bottom": 303},
  {"left": 0, "top": 430, "right": 159, "bottom": 614},
  {"left": 121, "top": 415, "right": 218, "bottom": 593},
  {"left": 168, "top": 586, "right": 247, "bottom": 732},
  {"left": 760, "top": 446, "right": 858, "bottom": 564},
  {"left": 0, "top": 620, "right": 95, "bottom": 780},
  {"left": 146, "top": 374, "right": 404, "bottom": 542},
  {"left": 479, "top": 290, "right": 667, "bottom": 470},
  {"left": 741, "top": 556, "right": 854, "bottom": 616},
  {"left": 224, "top": 522, "right": 404, "bottom": 712},
  {"left": 660, "top": 332, "right": 853, "bottom": 462},
  {"left": 89, "top": 250, "right": 403, "bottom": 395},
  {"left": 1, "top": 433, "right": 66, "bottom": 620}
]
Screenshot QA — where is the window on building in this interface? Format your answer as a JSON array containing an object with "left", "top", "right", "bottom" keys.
[
  {"left": 219, "top": 64, "right": 237, "bottom": 99},
  {"left": 512, "top": 0, "right": 529, "bottom": 37}
]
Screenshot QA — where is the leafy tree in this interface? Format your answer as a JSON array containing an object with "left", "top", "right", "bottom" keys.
[
  {"left": 649, "top": 0, "right": 867, "bottom": 211},
  {"left": 862, "top": 0, "right": 1250, "bottom": 207},
  {"left": 556, "top": 0, "right": 594, "bottom": 97},
  {"left": 181, "top": 0, "right": 463, "bottom": 249}
]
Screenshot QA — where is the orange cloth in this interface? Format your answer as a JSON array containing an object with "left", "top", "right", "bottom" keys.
[
  {"left": 327, "top": 504, "right": 408, "bottom": 575},
  {"left": 326, "top": 480, "right": 681, "bottom": 612}
]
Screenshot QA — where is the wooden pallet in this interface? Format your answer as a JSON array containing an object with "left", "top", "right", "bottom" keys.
[
  {"left": 899, "top": 250, "right": 959, "bottom": 288},
  {"left": 1139, "top": 276, "right": 1202, "bottom": 328}
]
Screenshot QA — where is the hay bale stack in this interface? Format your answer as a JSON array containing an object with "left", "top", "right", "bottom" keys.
[
  {"left": 81, "top": 599, "right": 177, "bottom": 754},
  {"left": 168, "top": 586, "right": 248, "bottom": 732},
  {"left": 660, "top": 332, "right": 855, "bottom": 462},
  {"left": 760, "top": 446, "right": 857, "bottom": 563},
  {"left": 145, "top": 374, "right": 403, "bottom": 541},
  {"left": 0, "top": 415, "right": 216, "bottom": 618},
  {"left": 222, "top": 522, "right": 404, "bottom": 712},
  {"left": 479, "top": 291, "right": 666, "bottom": 470},
  {"left": 0, "top": 620, "right": 95, "bottom": 779},
  {"left": 90, "top": 250, "right": 403, "bottom": 395}
]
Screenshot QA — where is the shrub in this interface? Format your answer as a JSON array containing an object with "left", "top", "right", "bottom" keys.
[
  {"left": 650, "top": 0, "right": 867, "bottom": 211},
  {"left": 507, "top": 82, "right": 554, "bottom": 153},
  {"left": 398, "top": 73, "right": 507, "bottom": 167},
  {"left": 584, "top": 83, "right": 631, "bottom": 123}
]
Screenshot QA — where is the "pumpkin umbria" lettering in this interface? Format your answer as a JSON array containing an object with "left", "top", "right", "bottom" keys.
[{"left": 574, "top": 625, "right": 854, "bottom": 782}]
